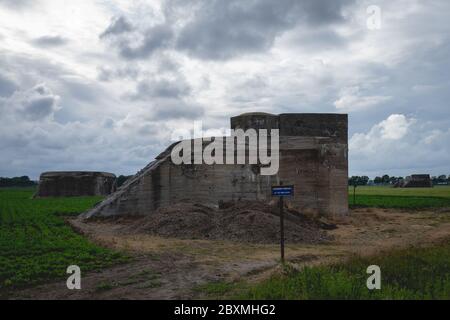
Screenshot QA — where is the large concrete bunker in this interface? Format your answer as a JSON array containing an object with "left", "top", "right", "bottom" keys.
[
  {"left": 36, "top": 171, "right": 117, "bottom": 197},
  {"left": 83, "top": 113, "right": 348, "bottom": 219}
]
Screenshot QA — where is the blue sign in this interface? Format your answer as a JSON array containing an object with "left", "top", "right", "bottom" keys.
[{"left": 272, "top": 185, "right": 294, "bottom": 196}]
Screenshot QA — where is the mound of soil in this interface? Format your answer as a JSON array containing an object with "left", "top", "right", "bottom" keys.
[{"left": 122, "top": 201, "right": 333, "bottom": 244}]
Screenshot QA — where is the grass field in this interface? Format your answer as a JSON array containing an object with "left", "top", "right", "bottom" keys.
[
  {"left": 349, "top": 186, "right": 450, "bottom": 208},
  {"left": 0, "top": 188, "right": 128, "bottom": 291},
  {"left": 199, "top": 241, "right": 450, "bottom": 300}
]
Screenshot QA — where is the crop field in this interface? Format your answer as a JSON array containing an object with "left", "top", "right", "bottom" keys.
[
  {"left": 0, "top": 188, "right": 128, "bottom": 292},
  {"left": 348, "top": 186, "right": 450, "bottom": 208}
]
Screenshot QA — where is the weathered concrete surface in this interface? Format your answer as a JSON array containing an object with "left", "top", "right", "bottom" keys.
[
  {"left": 82, "top": 113, "right": 348, "bottom": 219},
  {"left": 35, "top": 171, "right": 116, "bottom": 197}
]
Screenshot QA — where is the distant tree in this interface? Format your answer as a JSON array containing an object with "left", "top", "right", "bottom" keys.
[
  {"left": 374, "top": 176, "right": 382, "bottom": 184},
  {"left": 434, "top": 175, "right": 448, "bottom": 185},
  {"left": 382, "top": 175, "right": 390, "bottom": 184},
  {"left": 0, "top": 176, "right": 37, "bottom": 188},
  {"left": 116, "top": 175, "right": 133, "bottom": 188},
  {"left": 361, "top": 176, "right": 369, "bottom": 185},
  {"left": 348, "top": 176, "right": 369, "bottom": 206},
  {"left": 349, "top": 176, "right": 368, "bottom": 187},
  {"left": 389, "top": 176, "right": 404, "bottom": 185}
]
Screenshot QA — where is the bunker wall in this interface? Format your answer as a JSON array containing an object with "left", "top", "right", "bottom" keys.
[
  {"left": 36, "top": 171, "right": 116, "bottom": 197},
  {"left": 83, "top": 113, "right": 348, "bottom": 219}
]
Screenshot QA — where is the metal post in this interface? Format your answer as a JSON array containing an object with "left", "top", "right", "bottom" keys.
[{"left": 279, "top": 195, "right": 285, "bottom": 263}]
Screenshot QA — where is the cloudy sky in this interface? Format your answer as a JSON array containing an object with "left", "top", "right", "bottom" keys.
[{"left": 0, "top": 0, "right": 449, "bottom": 179}]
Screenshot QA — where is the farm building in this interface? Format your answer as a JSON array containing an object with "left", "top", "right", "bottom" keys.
[
  {"left": 82, "top": 113, "right": 348, "bottom": 219},
  {"left": 35, "top": 171, "right": 117, "bottom": 197}
]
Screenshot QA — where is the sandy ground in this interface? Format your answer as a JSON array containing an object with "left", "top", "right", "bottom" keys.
[{"left": 10, "top": 208, "right": 450, "bottom": 300}]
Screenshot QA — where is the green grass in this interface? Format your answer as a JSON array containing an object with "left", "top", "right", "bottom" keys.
[
  {"left": 349, "top": 186, "right": 450, "bottom": 208},
  {"left": 204, "top": 241, "right": 450, "bottom": 300},
  {"left": 349, "top": 195, "right": 450, "bottom": 208},
  {"left": 0, "top": 188, "right": 129, "bottom": 292}
]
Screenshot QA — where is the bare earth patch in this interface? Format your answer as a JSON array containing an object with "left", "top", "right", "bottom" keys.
[{"left": 10, "top": 207, "right": 450, "bottom": 300}]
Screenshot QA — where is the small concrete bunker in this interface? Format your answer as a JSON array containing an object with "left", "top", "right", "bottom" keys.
[
  {"left": 36, "top": 171, "right": 117, "bottom": 197},
  {"left": 83, "top": 113, "right": 348, "bottom": 219}
]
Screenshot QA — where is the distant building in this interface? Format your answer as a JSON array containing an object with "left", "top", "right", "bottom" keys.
[
  {"left": 35, "top": 171, "right": 117, "bottom": 197},
  {"left": 402, "top": 174, "right": 433, "bottom": 188}
]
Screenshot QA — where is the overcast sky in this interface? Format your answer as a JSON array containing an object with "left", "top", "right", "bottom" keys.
[{"left": 0, "top": 0, "right": 449, "bottom": 179}]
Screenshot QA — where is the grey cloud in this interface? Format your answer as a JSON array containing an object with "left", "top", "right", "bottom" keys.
[
  {"left": 23, "top": 95, "right": 58, "bottom": 120},
  {"left": 97, "top": 65, "right": 140, "bottom": 82},
  {"left": 0, "top": 51, "right": 122, "bottom": 126},
  {"left": 100, "top": 16, "right": 134, "bottom": 38},
  {"left": 100, "top": 15, "right": 173, "bottom": 60},
  {"left": 157, "top": 56, "right": 180, "bottom": 73},
  {"left": 0, "top": 0, "right": 33, "bottom": 10},
  {"left": 128, "top": 74, "right": 200, "bottom": 121},
  {"left": 102, "top": 0, "right": 353, "bottom": 61},
  {"left": 32, "top": 35, "right": 68, "bottom": 48},
  {"left": 100, "top": 16, "right": 174, "bottom": 60},
  {"left": 97, "top": 67, "right": 113, "bottom": 82},
  {"left": 132, "top": 77, "right": 191, "bottom": 100},
  {"left": 61, "top": 78, "right": 101, "bottom": 103},
  {"left": 348, "top": 37, "right": 450, "bottom": 133},
  {"left": 174, "top": 0, "right": 295, "bottom": 60},
  {"left": 0, "top": 73, "right": 18, "bottom": 97},
  {"left": 174, "top": 0, "right": 353, "bottom": 60},
  {"left": 299, "top": 0, "right": 352, "bottom": 25},
  {"left": 102, "top": 118, "right": 115, "bottom": 129},
  {"left": 151, "top": 99, "right": 204, "bottom": 120},
  {"left": 116, "top": 24, "right": 174, "bottom": 60},
  {"left": 19, "top": 84, "right": 60, "bottom": 120},
  {"left": 285, "top": 28, "right": 347, "bottom": 52},
  {"left": 2, "top": 84, "right": 60, "bottom": 121}
]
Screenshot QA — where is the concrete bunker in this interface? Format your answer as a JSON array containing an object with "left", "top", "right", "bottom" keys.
[
  {"left": 83, "top": 113, "right": 348, "bottom": 219},
  {"left": 402, "top": 174, "right": 433, "bottom": 188},
  {"left": 35, "top": 171, "right": 117, "bottom": 197}
]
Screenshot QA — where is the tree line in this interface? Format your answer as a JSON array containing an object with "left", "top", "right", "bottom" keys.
[
  {"left": 349, "top": 175, "right": 450, "bottom": 186},
  {"left": 0, "top": 176, "right": 37, "bottom": 188}
]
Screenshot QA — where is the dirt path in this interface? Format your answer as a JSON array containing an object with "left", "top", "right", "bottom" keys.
[{"left": 10, "top": 208, "right": 450, "bottom": 299}]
